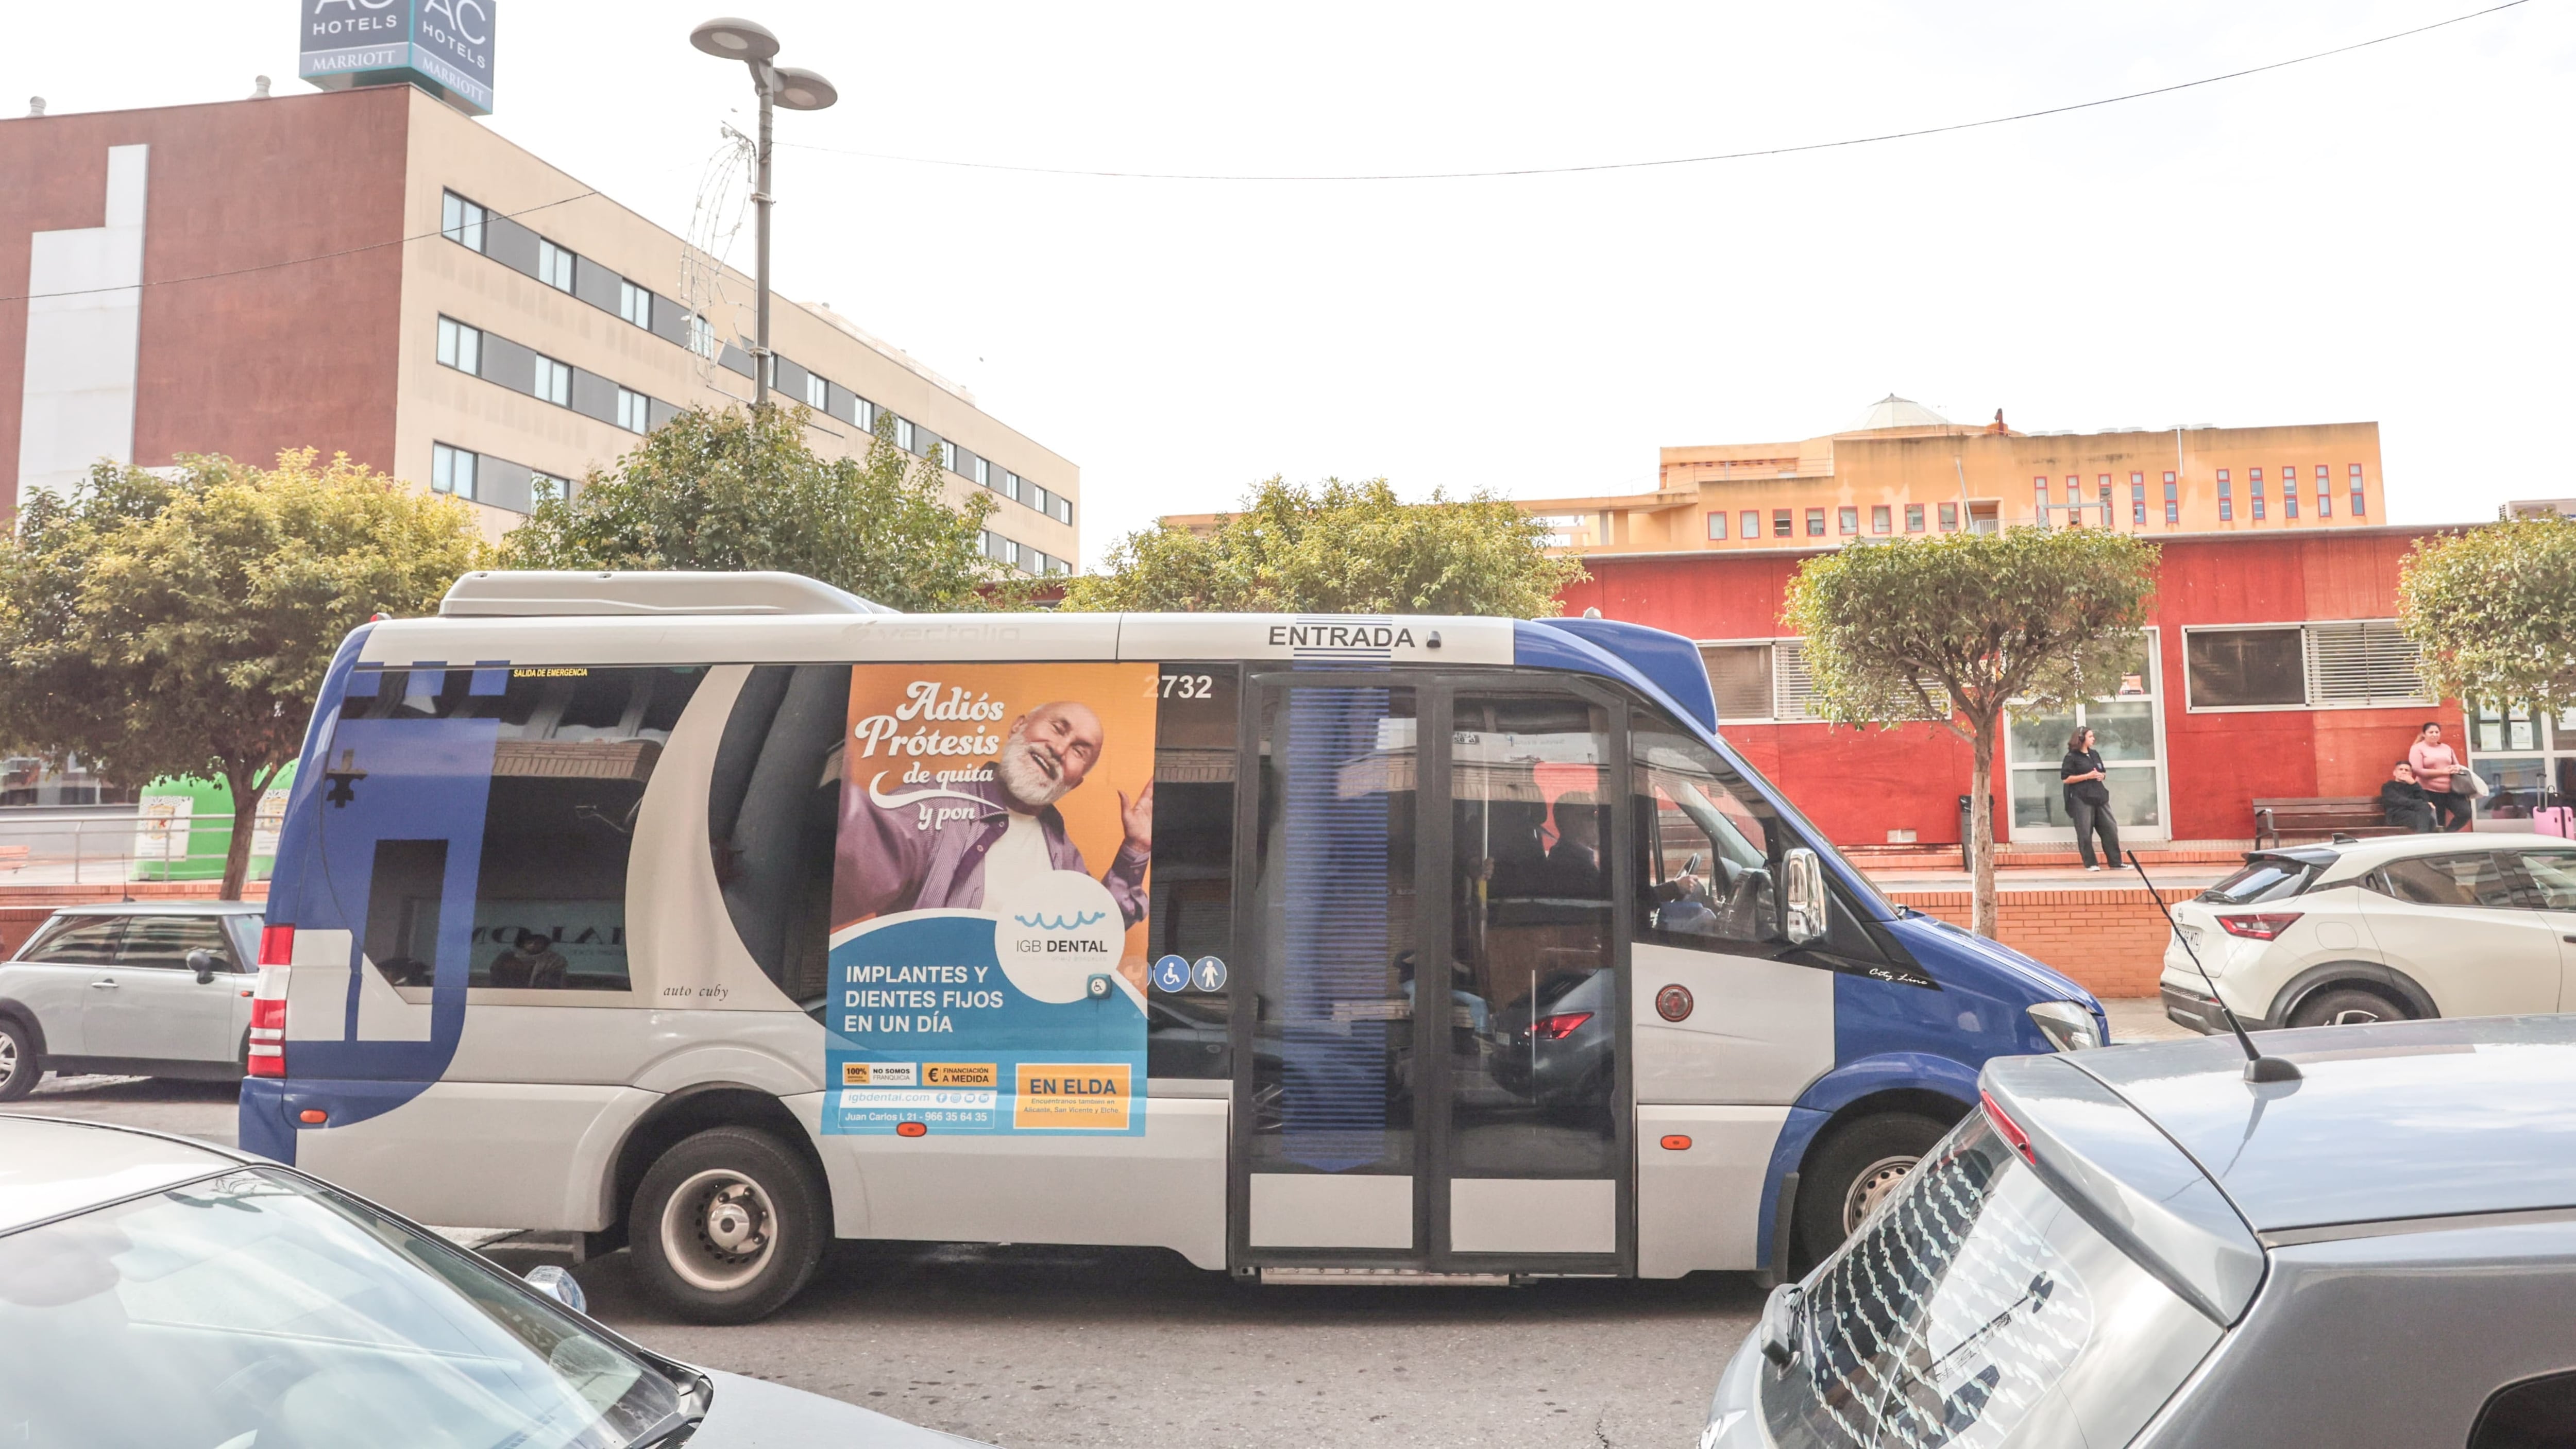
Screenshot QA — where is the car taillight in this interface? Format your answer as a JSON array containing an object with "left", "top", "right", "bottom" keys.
[
  {"left": 1981, "top": 1089, "right": 2036, "bottom": 1165},
  {"left": 1531, "top": 1012, "right": 1592, "bottom": 1042},
  {"left": 259, "top": 925, "right": 295, "bottom": 966},
  {"left": 2216, "top": 912, "right": 2301, "bottom": 941},
  {"left": 248, "top": 960, "right": 291, "bottom": 1079}
]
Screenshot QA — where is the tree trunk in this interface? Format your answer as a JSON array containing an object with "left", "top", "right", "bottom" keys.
[
  {"left": 219, "top": 764, "right": 264, "bottom": 902},
  {"left": 1970, "top": 717, "right": 1999, "bottom": 938}
]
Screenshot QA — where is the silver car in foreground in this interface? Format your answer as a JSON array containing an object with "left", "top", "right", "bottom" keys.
[
  {"left": 0, "top": 1114, "right": 987, "bottom": 1448},
  {"left": 1703, "top": 1016, "right": 2576, "bottom": 1448}
]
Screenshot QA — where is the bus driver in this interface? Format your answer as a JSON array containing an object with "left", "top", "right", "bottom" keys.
[{"left": 832, "top": 699, "right": 1154, "bottom": 929}]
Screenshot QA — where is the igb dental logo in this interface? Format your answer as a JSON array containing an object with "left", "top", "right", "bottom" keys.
[{"left": 991, "top": 871, "right": 1126, "bottom": 1003}]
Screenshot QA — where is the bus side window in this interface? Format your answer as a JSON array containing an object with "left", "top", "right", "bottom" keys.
[
  {"left": 1147, "top": 666, "right": 1239, "bottom": 1079},
  {"left": 707, "top": 664, "right": 851, "bottom": 1011},
  {"left": 1630, "top": 710, "right": 1786, "bottom": 949}
]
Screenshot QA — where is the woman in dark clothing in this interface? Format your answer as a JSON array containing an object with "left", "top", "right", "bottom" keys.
[
  {"left": 2060, "top": 727, "right": 2121, "bottom": 871},
  {"left": 2381, "top": 761, "right": 2439, "bottom": 833}
]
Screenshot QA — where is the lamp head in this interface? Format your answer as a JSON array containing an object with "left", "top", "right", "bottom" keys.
[
  {"left": 771, "top": 66, "right": 839, "bottom": 111},
  {"left": 690, "top": 17, "right": 781, "bottom": 62}
]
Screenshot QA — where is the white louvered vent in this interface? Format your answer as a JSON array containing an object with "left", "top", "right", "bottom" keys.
[
  {"left": 1773, "top": 638, "right": 1822, "bottom": 722},
  {"left": 2306, "top": 620, "right": 2430, "bottom": 708}
]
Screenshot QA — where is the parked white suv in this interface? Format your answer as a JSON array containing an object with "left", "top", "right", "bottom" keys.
[
  {"left": 2160, "top": 832, "right": 2576, "bottom": 1034},
  {"left": 0, "top": 901, "right": 267, "bottom": 1100}
]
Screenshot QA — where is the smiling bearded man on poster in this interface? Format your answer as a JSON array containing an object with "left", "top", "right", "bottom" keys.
[{"left": 832, "top": 699, "right": 1154, "bottom": 931}]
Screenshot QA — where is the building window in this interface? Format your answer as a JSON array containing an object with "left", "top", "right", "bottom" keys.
[
  {"left": 2064, "top": 475, "right": 2081, "bottom": 507},
  {"left": 535, "top": 238, "right": 573, "bottom": 292},
  {"left": 1054, "top": 495, "right": 1072, "bottom": 525},
  {"left": 1773, "top": 509, "right": 1792, "bottom": 538},
  {"left": 1871, "top": 505, "right": 1891, "bottom": 535},
  {"left": 1905, "top": 503, "right": 1924, "bottom": 533},
  {"left": 851, "top": 397, "right": 873, "bottom": 430},
  {"left": 533, "top": 354, "right": 570, "bottom": 407},
  {"left": 618, "top": 281, "right": 653, "bottom": 330},
  {"left": 2163, "top": 472, "right": 2179, "bottom": 524},
  {"left": 616, "top": 387, "right": 652, "bottom": 433},
  {"left": 2130, "top": 472, "right": 2146, "bottom": 524},
  {"left": 1005, "top": 471, "right": 1025, "bottom": 503},
  {"left": 2315, "top": 465, "right": 2332, "bottom": 517},
  {"left": 2282, "top": 470, "right": 2299, "bottom": 519},
  {"left": 1838, "top": 506, "right": 1859, "bottom": 535},
  {"left": 804, "top": 371, "right": 827, "bottom": 411},
  {"left": 2183, "top": 621, "right": 2429, "bottom": 710},
  {"left": 1805, "top": 508, "right": 1826, "bottom": 538},
  {"left": 2217, "top": 470, "right": 2233, "bottom": 522},
  {"left": 1741, "top": 510, "right": 1758, "bottom": 540},
  {"left": 894, "top": 418, "right": 915, "bottom": 453},
  {"left": 440, "top": 192, "right": 486, "bottom": 252},
  {"left": 2097, "top": 474, "right": 2112, "bottom": 522},
  {"left": 431, "top": 444, "right": 478, "bottom": 500},
  {"left": 530, "top": 473, "right": 570, "bottom": 507},
  {"left": 1938, "top": 501, "right": 1958, "bottom": 531},
  {"left": 687, "top": 314, "right": 718, "bottom": 359},
  {"left": 937, "top": 441, "right": 955, "bottom": 471},
  {"left": 435, "top": 316, "right": 482, "bottom": 376},
  {"left": 1706, "top": 511, "right": 1727, "bottom": 541},
  {"left": 1698, "top": 643, "right": 1774, "bottom": 721},
  {"left": 2350, "top": 464, "right": 2366, "bottom": 517},
  {"left": 975, "top": 457, "right": 993, "bottom": 489}
]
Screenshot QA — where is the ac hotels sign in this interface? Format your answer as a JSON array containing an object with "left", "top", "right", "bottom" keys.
[{"left": 299, "top": 0, "right": 498, "bottom": 117}]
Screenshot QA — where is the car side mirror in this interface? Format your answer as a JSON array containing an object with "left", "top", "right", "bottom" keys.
[
  {"left": 1781, "top": 848, "right": 1828, "bottom": 946},
  {"left": 187, "top": 949, "right": 218, "bottom": 984},
  {"left": 523, "top": 1264, "right": 588, "bottom": 1314}
]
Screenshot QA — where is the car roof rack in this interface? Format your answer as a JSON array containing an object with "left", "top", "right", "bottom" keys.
[
  {"left": 438, "top": 570, "right": 896, "bottom": 619},
  {"left": 2330, "top": 831, "right": 2359, "bottom": 844}
]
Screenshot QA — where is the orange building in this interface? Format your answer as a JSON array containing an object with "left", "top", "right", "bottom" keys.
[{"left": 1515, "top": 397, "right": 2385, "bottom": 553}]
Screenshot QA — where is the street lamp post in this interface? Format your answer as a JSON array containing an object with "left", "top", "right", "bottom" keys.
[{"left": 689, "top": 18, "right": 838, "bottom": 410}]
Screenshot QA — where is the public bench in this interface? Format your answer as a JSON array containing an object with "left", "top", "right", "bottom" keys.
[{"left": 2252, "top": 797, "right": 2411, "bottom": 850}]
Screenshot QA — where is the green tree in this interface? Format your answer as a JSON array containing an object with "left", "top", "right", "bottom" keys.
[
  {"left": 0, "top": 451, "right": 491, "bottom": 898},
  {"left": 502, "top": 404, "right": 1020, "bottom": 610},
  {"left": 1782, "top": 527, "right": 2159, "bottom": 937},
  {"left": 1059, "top": 476, "right": 1587, "bottom": 616},
  {"left": 2397, "top": 515, "right": 2576, "bottom": 713}
]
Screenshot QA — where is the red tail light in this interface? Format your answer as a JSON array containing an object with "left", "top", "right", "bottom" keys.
[
  {"left": 1981, "top": 1089, "right": 2036, "bottom": 1165},
  {"left": 1531, "top": 1012, "right": 1594, "bottom": 1042},
  {"left": 2216, "top": 912, "right": 2301, "bottom": 941},
  {"left": 248, "top": 950, "right": 290, "bottom": 1079}
]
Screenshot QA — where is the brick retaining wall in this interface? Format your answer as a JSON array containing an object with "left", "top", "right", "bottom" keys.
[{"left": 1886, "top": 885, "right": 2194, "bottom": 999}]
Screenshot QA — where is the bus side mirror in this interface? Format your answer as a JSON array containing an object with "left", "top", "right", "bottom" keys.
[{"left": 1782, "top": 848, "right": 1827, "bottom": 946}]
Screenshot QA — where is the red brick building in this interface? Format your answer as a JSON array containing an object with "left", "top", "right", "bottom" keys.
[{"left": 1561, "top": 526, "right": 2470, "bottom": 850}]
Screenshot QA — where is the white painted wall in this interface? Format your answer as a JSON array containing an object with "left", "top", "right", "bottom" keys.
[{"left": 16, "top": 144, "right": 148, "bottom": 503}]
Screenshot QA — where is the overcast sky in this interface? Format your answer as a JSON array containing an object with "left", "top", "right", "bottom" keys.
[{"left": 12, "top": 2, "right": 2573, "bottom": 564}]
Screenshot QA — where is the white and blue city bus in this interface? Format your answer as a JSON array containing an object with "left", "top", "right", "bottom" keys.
[{"left": 240, "top": 570, "right": 2105, "bottom": 1321}]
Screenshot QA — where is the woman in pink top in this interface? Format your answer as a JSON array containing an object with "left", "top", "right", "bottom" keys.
[{"left": 2409, "top": 721, "right": 2473, "bottom": 832}]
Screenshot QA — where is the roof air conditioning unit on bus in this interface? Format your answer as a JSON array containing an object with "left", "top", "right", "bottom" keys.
[{"left": 437, "top": 570, "right": 897, "bottom": 618}]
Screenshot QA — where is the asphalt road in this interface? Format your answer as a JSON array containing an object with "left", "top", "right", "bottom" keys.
[
  {"left": 11, "top": 1073, "right": 1760, "bottom": 1448},
  {"left": 16, "top": 998, "right": 2198, "bottom": 1448}
]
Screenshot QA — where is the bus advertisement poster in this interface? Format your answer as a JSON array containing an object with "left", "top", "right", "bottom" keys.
[{"left": 822, "top": 662, "right": 1158, "bottom": 1135}]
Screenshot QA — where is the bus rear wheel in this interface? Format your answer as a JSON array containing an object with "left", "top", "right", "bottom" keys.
[{"left": 630, "top": 1127, "right": 827, "bottom": 1324}]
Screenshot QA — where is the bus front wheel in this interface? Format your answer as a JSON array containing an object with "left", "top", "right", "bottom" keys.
[
  {"left": 630, "top": 1127, "right": 828, "bottom": 1324},
  {"left": 1792, "top": 1111, "right": 1949, "bottom": 1271}
]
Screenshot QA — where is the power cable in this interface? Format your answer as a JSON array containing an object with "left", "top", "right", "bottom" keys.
[
  {"left": 778, "top": 0, "right": 2533, "bottom": 182},
  {"left": 0, "top": 190, "right": 602, "bottom": 305}
]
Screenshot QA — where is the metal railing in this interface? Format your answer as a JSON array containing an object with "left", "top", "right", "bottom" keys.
[{"left": 0, "top": 809, "right": 273, "bottom": 887}]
